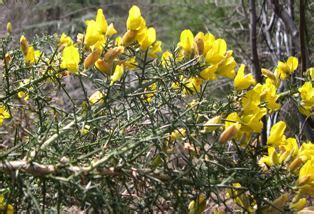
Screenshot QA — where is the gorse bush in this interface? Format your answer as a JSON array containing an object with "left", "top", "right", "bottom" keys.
[{"left": 0, "top": 4, "right": 313, "bottom": 213}]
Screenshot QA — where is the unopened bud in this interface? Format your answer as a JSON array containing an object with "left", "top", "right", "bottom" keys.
[
  {"left": 195, "top": 37, "right": 204, "bottom": 55},
  {"left": 4, "top": 53, "right": 12, "bottom": 65},
  {"left": 20, "top": 35, "right": 29, "bottom": 55},
  {"left": 95, "top": 59, "right": 113, "bottom": 76},
  {"left": 271, "top": 193, "right": 289, "bottom": 210},
  {"left": 104, "top": 46, "right": 124, "bottom": 62},
  {"left": 262, "top": 68, "right": 277, "bottom": 83},
  {"left": 6, "top": 22, "right": 12, "bottom": 34},
  {"left": 219, "top": 124, "right": 239, "bottom": 144},
  {"left": 122, "top": 30, "right": 137, "bottom": 46},
  {"left": 84, "top": 48, "right": 102, "bottom": 69},
  {"left": 288, "top": 157, "right": 303, "bottom": 171},
  {"left": 298, "top": 176, "right": 310, "bottom": 186}
]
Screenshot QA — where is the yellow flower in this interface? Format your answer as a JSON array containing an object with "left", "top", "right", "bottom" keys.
[
  {"left": 298, "top": 82, "right": 314, "bottom": 116},
  {"left": 205, "top": 38, "right": 227, "bottom": 64},
  {"left": 106, "top": 23, "right": 117, "bottom": 37},
  {"left": 18, "top": 79, "right": 31, "bottom": 101},
  {"left": 59, "top": 33, "right": 73, "bottom": 47},
  {"left": 60, "top": 45, "right": 80, "bottom": 73},
  {"left": 124, "top": 56, "right": 138, "bottom": 70},
  {"left": 168, "top": 128, "right": 186, "bottom": 142},
  {"left": 6, "top": 22, "right": 12, "bottom": 34},
  {"left": 226, "top": 183, "right": 255, "bottom": 212},
  {"left": 275, "top": 56, "right": 298, "bottom": 80},
  {"left": 298, "top": 159, "right": 314, "bottom": 195},
  {"left": 178, "top": 29, "right": 195, "bottom": 55},
  {"left": 199, "top": 65, "right": 217, "bottom": 80},
  {"left": 148, "top": 40, "right": 162, "bottom": 58},
  {"left": 0, "top": 105, "right": 10, "bottom": 126},
  {"left": 203, "top": 32, "right": 215, "bottom": 56},
  {"left": 261, "top": 68, "right": 277, "bottom": 85},
  {"left": 110, "top": 64, "right": 124, "bottom": 86},
  {"left": 145, "top": 82, "right": 157, "bottom": 103},
  {"left": 138, "top": 27, "right": 156, "bottom": 50},
  {"left": 241, "top": 107, "right": 266, "bottom": 133},
  {"left": 126, "top": 5, "right": 146, "bottom": 31},
  {"left": 297, "top": 142, "right": 314, "bottom": 162},
  {"left": 188, "top": 193, "right": 206, "bottom": 214},
  {"left": 84, "top": 20, "right": 105, "bottom": 48},
  {"left": 278, "top": 137, "right": 298, "bottom": 163},
  {"left": 161, "top": 51, "right": 173, "bottom": 66},
  {"left": 289, "top": 198, "right": 307, "bottom": 211},
  {"left": 24, "top": 46, "right": 41, "bottom": 65},
  {"left": 307, "top": 67, "right": 314, "bottom": 80},
  {"left": 234, "top": 64, "right": 256, "bottom": 91},
  {"left": 96, "top": 8, "right": 108, "bottom": 34},
  {"left": 183, "top": 77, "right": 202, "bottom": 95},
  {"left": 0, "top": 195, "right": 14, "bottom": 214},
  {"left": 241, "top": 84, "right": 262, "bottom": 114},
  {"left": 89, "top": 90, "right": 104, "bottom": 105},
  {"left": 261, "top": 78, "right": 281, "bottom": 111},
  {"left": 215, "top": 54, "right": 236, "bottom": 79},
  {"left": 267, "top": 121, "right": 286, "bottom": 146},
  {"left": 259, "top": 147, "right": 280, "bottom": 169}
]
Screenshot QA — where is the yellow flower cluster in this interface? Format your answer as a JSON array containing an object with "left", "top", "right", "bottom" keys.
[{"left": 258, "top": 121, "right": 314, "bottom": 211}]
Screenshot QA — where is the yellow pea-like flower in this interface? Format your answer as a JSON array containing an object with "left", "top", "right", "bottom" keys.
[
  {"left": 275, "top": 56, "right": 298, "bottom": 80},
  {"left": 306, "top": 67, "right": 314, "bottom": 80},
  {"left": 161, "top": 51, "right": 173, "bottom": 66},
  {"left": 60, "top": 45, "right": 80, "bottom": 73},
  {"left": 126, "top": 5, "right": 146, "bottom": 31},
  {"left": 110, "top": 65, "right": 124, "bottom": 86},
  {"left": 106, "top": 23, "right": 117, "bottom": 37},
  {"left": 0, "top": 194, "right": 14, "bottom": 214},
  {"left": 148, "top": 40, "right": 162, "bottom": 58},
  {"left": 178, "top": 29, "right": 195, "bottom": 55},
  {"left": 138, "top": 27, "right": 156, "bottom": 50},
  {"left": 96, "top": 8, "right": 108, "bottom": 34},
  {"left": 199, "top": 65, "right": 217, "bottom": 80},
  {"left": 234, "top": 64, "right": 256, "bottom": 91},
  {"left": 267, "top": 121, "right": 286, "bottom": 146},
  {"left": 205, "top": 38, "right": 227, "bottom": 64},
  {"left": 0, "top": 105, "right": 10, "bottom": 126},
  {"left": 89, "top": 90, "right": 104, "bottom": 105},
  {"left": 124, "top": 56, "right": 138, "bottom": 70},
  {"left": 84, "top": 20, "right": 105, "bottom": 48},
  {"left": 59, "top": 33, "right": 73, "bottom": 47}
]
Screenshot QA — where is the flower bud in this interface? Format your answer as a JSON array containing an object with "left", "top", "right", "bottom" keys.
[
  {"left": 6, "top": 22, "right": 12, "bottom": 34},
  {"left": 219, "top": 124, "right": 240, "bottom": 144},
  {"left": 122, "top": 30, "right": 137, "bottom": 46},
  {"left": 95, "top": 59, "right": 113, "bottom": 75},
  {"left": 104, "top": 46, "right": 124, "bottom": 62},
  {"left": 4, "top": 53, "right": 12, "bottom": 65},
  {"left": 270, "top": 193, "right": 289, "bottom": 210},
  {"left": 84, "top": 48, "right": 102, "bottom": 69},
  {"left": 20, "top": 35, "right": 29, "bottom": 55},
  {"left": 288, "top": 157, "right": 303, "bottom": 172}
]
